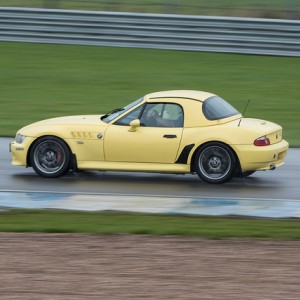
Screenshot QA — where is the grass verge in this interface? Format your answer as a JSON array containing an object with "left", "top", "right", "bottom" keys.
[
  {"left": 0, "top": 0, "right": 292, "bottom": 18},
  {"left": 0, "top": 42, "right": 299, "bottom": 145},
  {"left": 0, "top": 210, "right": 299, "bottom": 239}
]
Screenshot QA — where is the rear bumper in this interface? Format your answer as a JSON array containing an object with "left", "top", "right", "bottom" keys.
[{"left": 235, "top": 139, "right": 289, "bottom": 171}]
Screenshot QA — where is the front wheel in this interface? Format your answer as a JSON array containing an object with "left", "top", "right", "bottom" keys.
[
  {"left": 194, "top": 142, "right": 236, "bottom": 184},
  {"left": 30, "top": 136, "right": 71, "bottom": 178}
]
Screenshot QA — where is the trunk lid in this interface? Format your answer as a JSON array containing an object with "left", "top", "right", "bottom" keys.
[{"left": 234, "top": 118, "right": 283, "bottom": 144}]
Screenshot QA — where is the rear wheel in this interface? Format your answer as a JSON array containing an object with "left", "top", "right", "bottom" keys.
[
  {"left": 30, "top": 136, "right": 71, "bottom": 178},
  {"left": 194, "top": 142, "right": 236, "bottom": 184}
]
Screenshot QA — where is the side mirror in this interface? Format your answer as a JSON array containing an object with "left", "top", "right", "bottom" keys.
[{"left": 128, "top": 119, "right": 140, "bottom": 132}]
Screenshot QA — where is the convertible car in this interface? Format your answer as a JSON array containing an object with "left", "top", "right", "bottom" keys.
[{"left": 10, "top": 90, "right": 288, "bottom": 183}]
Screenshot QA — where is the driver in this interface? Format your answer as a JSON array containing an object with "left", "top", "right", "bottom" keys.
[{"left": 146, "top": 110, "right": 173, "bottom": 127}]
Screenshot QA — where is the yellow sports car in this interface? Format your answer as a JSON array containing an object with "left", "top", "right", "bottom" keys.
[{"left": 10, "top": 90, "right": 288, "bottom": 184}]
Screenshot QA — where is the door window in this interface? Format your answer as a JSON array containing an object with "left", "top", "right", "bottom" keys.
[
  {"left": 114, "top": 102, "right": 183, "bottom": 128},
  {"left": 140, "top": 103, "right": 183, "bottom": 128},
  {"left": 114, "top": 104, "right": 144, "bottom": 126}
]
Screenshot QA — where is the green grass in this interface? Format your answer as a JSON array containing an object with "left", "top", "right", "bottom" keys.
[
  {"left": 0, "top": 0, "right": 295, "bottom": 18},
  {"left": 0, "top": 210, "right": 299, "bottom": 239},
  {"left": 0, "top": 42, "right": 299, "bottom": 145}
]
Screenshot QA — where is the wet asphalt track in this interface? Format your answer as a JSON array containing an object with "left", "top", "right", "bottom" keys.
[{"left": 1, "top": 137, "right": 299, "bottom": 202}]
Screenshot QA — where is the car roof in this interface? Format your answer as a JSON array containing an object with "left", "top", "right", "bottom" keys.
[{"left": 144, "top": 90, "right": 216, "bottom": 102}]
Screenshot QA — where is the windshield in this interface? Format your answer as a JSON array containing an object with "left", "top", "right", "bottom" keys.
[
  {"left": 202, "top": 96, "right": 240, "bottom": 120},
  {"left": 101, "top": 97, "right": 144, "bottom": 123}
]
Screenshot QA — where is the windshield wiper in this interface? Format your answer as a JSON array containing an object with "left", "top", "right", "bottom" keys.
[
  {"left": 101, "top": 108, "right": 124, "bottom": 120},
  {"left": 111, "top": 108, "right": 125, "bottom": 114}
]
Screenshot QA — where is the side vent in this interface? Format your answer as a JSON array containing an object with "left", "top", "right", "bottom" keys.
[
  {"left": 71, "top": 132, "right": 94, "bottom": 139},
  {"left": 175, "top": 144, "right": 195, "bottom": 164}
]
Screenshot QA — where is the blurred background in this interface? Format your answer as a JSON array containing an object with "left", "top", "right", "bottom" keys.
[{"left": 0, "top": 0, "right": 299, "bottom": 19}]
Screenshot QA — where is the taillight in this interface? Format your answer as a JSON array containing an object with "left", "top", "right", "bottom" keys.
[{"left": 254, "top": 136, "right": 270, "bottom": 146}]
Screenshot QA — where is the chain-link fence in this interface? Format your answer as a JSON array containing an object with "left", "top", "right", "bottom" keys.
[{"left": 0, "top": 0, "right": 299, "bottom": 19}]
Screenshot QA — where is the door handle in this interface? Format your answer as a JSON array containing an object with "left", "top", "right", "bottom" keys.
[{"left": 163, "top": 134, "right": 177, "bottom": 139}]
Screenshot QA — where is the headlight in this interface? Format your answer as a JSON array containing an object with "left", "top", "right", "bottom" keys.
[{"left": 16, "top": 134, "right": 27, "bottom": 144}]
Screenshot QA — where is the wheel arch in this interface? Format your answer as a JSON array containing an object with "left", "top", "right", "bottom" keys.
[
  {"left": 26, "top": 135, "right": 77, "bottom": 170},
  {"left": 190, "top": 140, "right": 241, "bottom": 174}
]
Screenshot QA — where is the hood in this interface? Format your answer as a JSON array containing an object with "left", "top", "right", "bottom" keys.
[
  {"left": 27, "top": 115, "right": 104, "bottom": 127},
  {"left": 18, "top": 115, "right": 108, "bottom": 138}
]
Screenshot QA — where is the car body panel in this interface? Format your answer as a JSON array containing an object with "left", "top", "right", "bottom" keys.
[
  {"left": 104, "top": 125, "right": 183, "bottom": 163},
  {"left": 77, "top": 161, "right": 190, "bottom": 173}
]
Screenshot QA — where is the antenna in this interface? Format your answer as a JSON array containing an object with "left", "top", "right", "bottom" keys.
[{"left": 238, "top": 99, "right": 251, "bottom": 127}]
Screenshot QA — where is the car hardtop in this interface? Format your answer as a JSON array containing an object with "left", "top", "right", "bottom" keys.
[{"left": 144, "top": 90, "right": 215, "bottom": 103}]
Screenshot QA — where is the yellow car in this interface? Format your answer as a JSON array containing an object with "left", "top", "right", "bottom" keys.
[{"left": 10, "top": 90, "right": 289, "bottom": 184}]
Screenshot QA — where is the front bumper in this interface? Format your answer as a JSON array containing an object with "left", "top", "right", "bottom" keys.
[{"left": 10, "top": 137, "right": 35, "bottom": 166}]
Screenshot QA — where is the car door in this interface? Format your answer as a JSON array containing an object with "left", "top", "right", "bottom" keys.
[{"left": 104, "top": 102, "right": 184, "bottom": 163}]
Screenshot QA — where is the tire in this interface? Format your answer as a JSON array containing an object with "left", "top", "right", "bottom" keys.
[
  {"left": 30, "top": 136, "right": 71, "bottom": 178},
  {"left": 194, "top": 142, "right": 236, "bottom": 184}
]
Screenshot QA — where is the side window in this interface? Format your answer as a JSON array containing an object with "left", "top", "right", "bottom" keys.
[
  {"left": 140, "top": 103, "right": 183, "bottom": 128},
  {"left": 164, "top": 103, "right": 184, "bottom": 127},
  {"left": 114, "top": 105, "right": 144, "bottom": 126}
]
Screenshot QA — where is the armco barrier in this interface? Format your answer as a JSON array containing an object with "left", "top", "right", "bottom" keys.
[{"left": 0, "top": 7, "right": 299, "bottom": 56}]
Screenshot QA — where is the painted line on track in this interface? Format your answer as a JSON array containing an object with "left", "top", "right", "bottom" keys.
[
  {"left": 0, "top": 189, "right": 299, "bottom": 203},
  {"left": 1, "top": 190, "right": 300, "bottom": 218}
]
